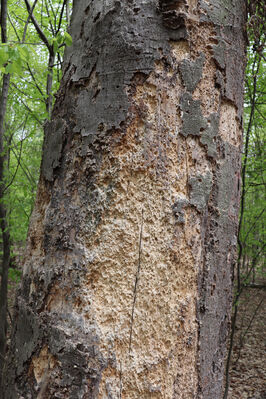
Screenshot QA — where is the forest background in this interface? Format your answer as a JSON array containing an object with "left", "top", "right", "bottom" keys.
[{"left": 0, "top": 0, "right": 265, "bottom": 397}]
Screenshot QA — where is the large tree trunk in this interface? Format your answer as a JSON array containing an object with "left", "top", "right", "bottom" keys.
[{"left": 3, "top": 1, "right": 247, "bottom": 398}]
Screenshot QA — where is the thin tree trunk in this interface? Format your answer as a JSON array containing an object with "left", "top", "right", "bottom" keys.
[
  {"left": 23, "top": 0, "right": 55, "bottom": 117},
  {"left": 3, "top": 1, "right": 247, "bottom": 398},
  {"left": 66, "top": 0, "right": 70, "bottom": 27},
  {"left": 46, "top": 52, "right": 55, "bottom": 116},
  {"left": 0, "top": 195, "right": 11, "bottom": 378},
  {"left": 0, "top": 0, "right": 8, "bottom": 43},
  {"left": 0, "top": 0, "right": 11, "bottom": 384}
]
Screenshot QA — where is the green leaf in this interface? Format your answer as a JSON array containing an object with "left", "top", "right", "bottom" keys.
[
  {"left": 8, "top": 267, "right": 22, "bottom": 283},
  {"left": 17, "top": 45, "right": 30, "bottom": 62},
  {"left": 51, "top": 37, "right": 59, "bottom": 53},
  {"left": 64, "top": 32, "right": 72, "bottom": 46},
  {"left": 56, "top": 32, "right": 64, "bottom": 45},
  {"left": 0, "top": 46, "right": 9, "bottom": 65},
  {"left": 5, "top": 60, "right": 22, "bottom": 75}
]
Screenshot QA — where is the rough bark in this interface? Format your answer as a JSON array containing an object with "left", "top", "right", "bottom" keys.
[{"left": 3, "top": 1, "right": 247, "bottom": 398}]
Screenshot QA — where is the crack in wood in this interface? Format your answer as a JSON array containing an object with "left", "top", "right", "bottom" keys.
[
  {"left": 119, "top": 361, "right": 123, "bottom": 398},
  {"left": 129, "top": 209, "right": 144, "bottom": 353}
]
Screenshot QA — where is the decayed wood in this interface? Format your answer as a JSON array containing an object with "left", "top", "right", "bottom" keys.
[{"left": 3, "top": 1, "right": 247, "bottom": 398}]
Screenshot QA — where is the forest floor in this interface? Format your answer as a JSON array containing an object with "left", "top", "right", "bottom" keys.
[
  {"left": 228, "top": 287, "right": 266, "bottom": 399},
  {"left": 5, "top": 281, "right": 266, "bottom": 397}
]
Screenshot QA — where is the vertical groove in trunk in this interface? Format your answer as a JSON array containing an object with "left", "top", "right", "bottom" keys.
[{"left": 3, "top": 1, "right": 247, "bottom": 398}]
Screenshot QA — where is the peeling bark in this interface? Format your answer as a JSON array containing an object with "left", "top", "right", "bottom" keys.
[{"left": 3, "top": 1, "right": 247, "bottom": 398}]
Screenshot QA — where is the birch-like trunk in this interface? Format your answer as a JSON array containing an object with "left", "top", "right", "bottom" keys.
[{"left": 3, "top": 1, "right": 246, "bottom": 398}]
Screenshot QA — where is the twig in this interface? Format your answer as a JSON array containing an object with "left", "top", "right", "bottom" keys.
[
  {"left": 11, "top": 139, "right": 36, "bottom": 187},
  {"left": 56, "top": 0, "right": 67, "bottom": 35},
  {"left": 26, "top": 63, "right": 45, "bottom": 99},
  {"left": 7, "top": 13, "right": 21, "bottom": 41},
  {"left": 3, "top": 134, "right": 23, "bottom": 193},
  {"left": 22, "top": 0, "right": 39, "bottom": 43},
  {"left": 24, "top": 0, "right": 52, "bottom": 53},
  {"left": 44, "top": 0, "right": 55, "bottom": 36}
]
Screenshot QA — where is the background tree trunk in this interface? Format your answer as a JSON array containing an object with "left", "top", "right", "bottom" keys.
[
  {"left": 0, "top": 0, "right": 11, "bottom": 382},
  {"left": 3, "top": 1, "right": 247, "bottom": 398}
]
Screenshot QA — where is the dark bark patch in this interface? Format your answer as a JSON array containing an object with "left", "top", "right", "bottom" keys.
[
  {"left": 93, "top": 12, "right": 101, "bottom": 23},
  {"left": 61, "top": 0, "right": 190, "bottom": 144},
  {"left": 189, "top": 172, "right": 213, "bottom": 212},
  {"left": 13, "top": 303, "right": 43, "bottom": 375},
  {"left": 180, "top": 92, "right": 207, "bottom": 137},
  {"left": 199, "top": 0, "right": 240, "bottom": 26},
  {"left": 215, "top": 70, "right": 225, "bottom": 93},
  {"left": 212, "top": 38, "right": 226, "bottom": 70},
  {"left": 179, "top": 52, "right": 205, "bottom": 92},
  {"left": 159, "top": 0, "right": 188, "bottom": 29},
  {"left": 172, "top": 198, "right": 189, "bottom": 223},
  {"left": 42, "top": 118, "right": 67, "bottom": 181},
  {"left": 199, "top": 0, "right": 247, "bottom": 119},
  {"left": 48, "top": 327, "right": 105, "bottom": 398},
  {"left": 200, "top": 112, "right": 219, "bottom": 159}
]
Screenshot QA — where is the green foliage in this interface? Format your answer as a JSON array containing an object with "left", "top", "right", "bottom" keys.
[
  {"left": 8, "top": 267, "right": 21, "bottom": 283},
  {"left": 238, "top": 1, "right": 266, "bottom": 284},
  {"left": 51, "top": 31, "right": 72, "bottom": 52},
  {"left": 0, "top": 43, "right": 30, "bottom": 75},
  {"left": 0, "top": 0, "right": 72, "bottom": 266}
]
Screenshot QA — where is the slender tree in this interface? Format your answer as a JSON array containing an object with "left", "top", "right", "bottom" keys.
[
  {"left": 0, "top": 0, "right": 11, "bottom": 378},
  {"left": 24, "top": 0, "right": 69, "bottom": 115},
  {"left": 0, "top": 1, "right": 71, "bottom": 383},
  {"left": 3, "top": 1, "right": 247, "bottom": 398}
]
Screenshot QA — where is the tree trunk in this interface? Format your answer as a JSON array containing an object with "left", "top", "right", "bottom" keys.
[
  {"left": 0, "top": 0, "right": 11, "bottom": 382},
  {"left": 3, "top": 1, "right": 247, "bottom": 398},
  {"left": 46, "top": 51, "right": 55, "bottom": 116}
]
